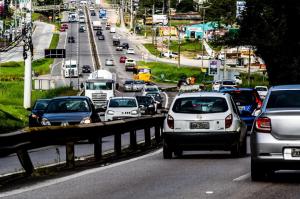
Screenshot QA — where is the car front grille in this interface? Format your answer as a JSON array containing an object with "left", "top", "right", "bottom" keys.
[{"left": 92, "top": 93, "right": 107, "bottom": 106}]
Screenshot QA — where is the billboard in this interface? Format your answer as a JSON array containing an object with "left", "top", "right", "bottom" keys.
[
  {"left": 209, "top": 60, "right": 221, "bottom": 76},
  {"left": 236, "top": 1, "right": 246, "bottom": 18}
]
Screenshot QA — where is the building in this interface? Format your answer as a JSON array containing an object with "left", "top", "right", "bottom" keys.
[{"left": 184, "top": 22, "right": 222, "bottom": 39}]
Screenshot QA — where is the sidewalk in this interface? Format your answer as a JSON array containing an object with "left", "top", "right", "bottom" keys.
[{"left": 0, "top": 21, "right": 55, "bottom": 63}]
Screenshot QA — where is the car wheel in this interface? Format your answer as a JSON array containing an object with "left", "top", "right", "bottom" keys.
[
  {"left": 163, "top": 139, "right": 172, "bottom": 159},
  {"left": 174, "top": 149, "right": 183, "bottom": 157},
  {"left": 230, "top": 141, "right": 241, "bottom": 158},
  {"left": 251, "top": 158, "right": 267, "bottom": 181}
]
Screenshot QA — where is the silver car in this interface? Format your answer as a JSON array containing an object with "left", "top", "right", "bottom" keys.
[
  {"left": 163, "top": 92, "right": 247, "bottom": 159},
  {"left": 123, "top": 80, "right": 134, "bottom": 92},
  {"left": 132, "top": 80, "right": 145, "bottom": 91},
  {"left": 251, "top": 85, "right": 300, "bottom": 181}
]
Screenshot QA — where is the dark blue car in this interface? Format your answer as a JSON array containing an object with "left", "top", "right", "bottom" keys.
[
  {"left": 28, "top": 99, "right": 51, "bottom": 127},
  {"left": 219, "top": 88, "right": 262, "bottom": 130},
  {"left": 41, "top": 96, "right": 101, "bottom": 126}
]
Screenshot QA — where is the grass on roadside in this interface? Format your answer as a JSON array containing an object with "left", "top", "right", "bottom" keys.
[
  {"left": 138, "top": 61, "right": 212, "bottom": 84},
  {"left": 49, "top": 33, "right": 59, "bottom": 49},
  {"left": 143, "top": 44, "right": 161, "bottom": 57},
  {"left": 240, "top": 72, "right": 269, "bottom": 88}
]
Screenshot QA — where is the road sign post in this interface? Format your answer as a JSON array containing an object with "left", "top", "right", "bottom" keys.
[{"left": 209, "top": 60, "right": 220, "bottom": 76}]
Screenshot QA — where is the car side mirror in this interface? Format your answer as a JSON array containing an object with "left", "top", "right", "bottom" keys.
[
  {"left": 253, "top": 108, "right": 261, "bottom": 117},
  {"left": 139, "top": 105, "right": 144, "bottom": 108}
]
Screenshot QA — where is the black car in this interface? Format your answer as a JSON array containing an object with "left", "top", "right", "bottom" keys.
[
  {"left": 41, "top": 96, "right": 101, "bottom": 126},
  {"left": 79, "top": 25, "right": 86, "bottom": 32},
  {"left": 98, "top": 35, "right": 105, "bottom": 40},
  {"left": 82, "top": 65, "right": 91, "bottom": 73},
  {"left": 90, "top": 10, "right": 96, "bottom": 16},
  {"left": 28, "top": 99, "right": 51, "bottom": 127},
  {"left": 96, "top": 30, "right": 102, "bottom": 36},
  {"left": 68, "top": 36, "right": 75, "bottom": 43},
  {"left": 136, "top": 96, "right": 156, "bottom": 115},
  {"left": 146, "top": 92, "right": 163, "bottom": 109},
  {"left": 121, "top": 42, "right": 129, "bottom": 49}
]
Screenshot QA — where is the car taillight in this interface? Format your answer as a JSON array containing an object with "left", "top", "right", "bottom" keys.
[
  {"left": 167, "top": 114, "right": 174, "bottom": 129},
  {"left": 255, "top": 117, "right": 271, "bottom": 133},
  {"left": 225, "top": 114, "right": 232, "bottom": 128}
]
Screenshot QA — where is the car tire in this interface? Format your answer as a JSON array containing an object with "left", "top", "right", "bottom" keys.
[
  {"left": 251, "top": 158, "right": 267, "bottom": 181},
  {"left": 174, "top": 149, "right": 183, "bottom": 157},
  {"left": 163, "top": 139, "right": 172, "bottom": 159},
  {"left": 230, "top": 141, "right": 241, "bottom": 158}
]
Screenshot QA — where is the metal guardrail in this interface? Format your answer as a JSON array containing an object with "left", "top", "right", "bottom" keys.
[{"left": 0, "top": 116, "right": 165, "bottom": 175}]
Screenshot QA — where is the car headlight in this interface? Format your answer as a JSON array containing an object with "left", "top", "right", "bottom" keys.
[
  {"left": 41, "top": 118, "right": 51, "bottom": 126},
  {"left": 148, "top": 104, "right": 154, "bottom": 108},
  {"left": 80, "top": 117, "right": 91, "bottom": 124},
  {"left": 131, "top": 110, "right": 138, "bottom": 115},
  {"left": 107, "top": 110, "right": 114, "bottom": 115}
]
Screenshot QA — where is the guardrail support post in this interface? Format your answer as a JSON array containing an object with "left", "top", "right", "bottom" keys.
[
  {"left": 155, "top": 125, "right": 161, "bottom": 144},
  {"left": 66, "top": 142, "right": 75, "bottom": 168},
  {"left": 17, "top": 150, "right": 34, "bottom": 175},
  {"left": 115, "top": 133, "right": 122, "bottom": 155},
  {"left": 130, "top": 130, "right": 137, "bottom": 149},
  {"left": 145, "top": 128, "right": 151, "bottom": 146},
  {"left": 94, "top": 136, "right": 102, "bottom": 161}
]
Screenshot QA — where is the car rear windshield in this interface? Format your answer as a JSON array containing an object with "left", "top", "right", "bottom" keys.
[
  {"left": 109, "top": 99, "right": 137, "bottom": 107},
  {"left": 267, "top": 90, "right": 300, "bottom": 108},
  {"left": 226, "top": 91, "right": 257, "bottom": 106},
  {"left": 222, "top": 81, "right": 236, "bottom": 85},
  {"left": 256, "top": 87, "right": 267, "bottom": 91},
  {"left": 172, "top": 97, "right": 228, "bottom": 114}
]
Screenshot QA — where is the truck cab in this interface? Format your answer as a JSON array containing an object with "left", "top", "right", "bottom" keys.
[{"left": 63, "top": 60, "right": 78, "bottom": 78}]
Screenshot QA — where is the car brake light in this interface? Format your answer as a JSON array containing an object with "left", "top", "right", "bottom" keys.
[
  {"left": 225, "top": 114, "right": 232, "bottom": 128},
  {"left": 167, "top": 114, "right": 174, "bottom": 129},
  {"left": 255, "top": 117, "right": 271, "bottom": 133}
]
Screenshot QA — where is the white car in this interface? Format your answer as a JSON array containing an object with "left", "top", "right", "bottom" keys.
[
  {"left": 105, "top": 59, "right": 114, "bottom": 66},
  {"left": 163, "top": 92, "right": 247, "bottom": 159},
  {"left": 141, "top": 85, "right": 160, "bottom": 96},
  {"left": 212, "top": 80, "right": 237, "bottom": 91},
  {"left": 126, "top": 48, "right": 135, "bottom": 54},
  {"left": 110, "top": 27, "right": 116, "bottom": 33},
  {"left": 162, "top": 51, "right": 178, "bottom": 58},
  {"left": 255, "top": 86, "right": 268, "bottom": 99},
  {"left": 105, "top": 97, "right": 141, "bottom": 121},
  {"left": 196, "top": 54, "right": 212, "bottom": 60}
]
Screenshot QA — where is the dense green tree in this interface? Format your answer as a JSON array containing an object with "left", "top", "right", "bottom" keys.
[
  {"left": 205, "top": 0, "right": 236, "bottom": 25},
  {"left": 238, "top": 0, "right": 300, "bottom": 85},
  {"left": 176, "top": 0, "right": 195, "bottom": 12}
]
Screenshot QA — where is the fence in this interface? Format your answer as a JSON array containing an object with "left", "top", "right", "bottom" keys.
[{"left": 0, "top": 116, "right": 165, "bottom": 175}]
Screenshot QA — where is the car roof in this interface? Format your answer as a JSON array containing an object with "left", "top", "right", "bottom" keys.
[
  {"left": 219, "top": 87, "right": 254, "bottom": 92},
  {"left": 110, "top": 97, "right": 136, "bottom": 100},
  {"left": 52, "top": 96, "right": 89, "bottom": 100},
  {"left": 176, "top": 92, "right": 228, "bottom": 98},
  {"left": 270, "top": 84, "right": 300, "bottom": 91}
]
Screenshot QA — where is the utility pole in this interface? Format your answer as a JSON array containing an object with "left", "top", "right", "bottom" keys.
[
  {"left": 177, "top": 27, "right": 181, "bottom": 68},
  {"left": 247, "top": 46, "right": 251, "bottom": 86},
  {"left": 167, "top": 0, "right": 171, "bottom": 54},
  {"left": 23, "top": 0, "right": 33, "bottom": 109},
  {"left": 130, "top": 0, "right": 133, "bottom": 30}
]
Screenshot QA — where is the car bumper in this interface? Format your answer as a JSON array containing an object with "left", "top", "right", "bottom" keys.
[
  {"left": 251, "top": 132, "right": 300, "bottom": 168},
  {"left": 163, "top": 131, "right": 240, "bottom": 151}
]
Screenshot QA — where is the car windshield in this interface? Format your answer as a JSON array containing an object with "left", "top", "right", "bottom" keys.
[
  {"left": 145, "top": 87, "right": 158, "bottom": 92},
  {"left": 136, "top": 97, "right": 153, "bottom": 105},
  {"left": 146, "top": 93, "right": 162, "bottom": 101},
  {"left": 46, "top": 99, "right": 90, "bottom": 113},
  {"left": 86, "top": 81, "right": 113, "bottom": 90},
  {"left": 125, "top": 80, "right": 134, "bottom": 84},
  {"left": 33, "top": 100, "right": 50, "bottom": 110},
  {"left": 256, "top": 87, "right": 267, "bottom": 91},
  {"left": 66, "top": 64, "right": 76, "bottom": 68},
  {"left": 266, "top": 90, "right": 300, "bottom": 108},
  {"left": 172, "top": 97, "right": 228, "bottom": 114},
  {"left": 109, "top": 98, "right": 137, "bottom": 107},
  {"left": 222, "top": 81, "right": 236, "bottom": 85},
  {"left": 225, "top": 90, "right": 257, "bottom": 106},
  {"left": 134, "top": 81, "right": 144, "bottom": 84}
]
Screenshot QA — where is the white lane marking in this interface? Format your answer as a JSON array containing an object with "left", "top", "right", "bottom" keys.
[
  {"left": 205, "top": 191, "right": 214, "bottom": 194},
  {"left": 0, "top": 149, "right": 163, "bottom": 198},
  {"left": 162, "top": 92, "right": 169, "bottom": 108},
  {"left": 233, "top": 172, "right": 250, "bottom": 181}
]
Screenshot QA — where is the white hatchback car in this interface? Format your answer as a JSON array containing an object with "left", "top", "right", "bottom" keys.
[
  {"left": 163, "top": 92, "right": 247, "bottom": 159},
  {"left": 105, "top": 58, "right": 114, "bottom": 66},
  {"left": 127, "top": 48, "right": 135, "bottom": 54},
  {"left": 105, "top": 97, "right": 141, "bottom": 121}
]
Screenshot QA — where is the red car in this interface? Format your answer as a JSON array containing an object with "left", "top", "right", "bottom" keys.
[
  {"left": 62, "top": 23, "right": 68, "bottom": 29},
  {"left": 119, "top": 56, "right": 127, "bottom": 63},
  {"left": 60, "top": 26, "right": 66, "bottom": 32}
]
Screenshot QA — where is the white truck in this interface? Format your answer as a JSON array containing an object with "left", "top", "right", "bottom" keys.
[
  {"left": 85, "top": 70, "right": 117, "bottom": 108},
  {"left": 92, "top": 21, "right": 102, "bottom": 30},
  {"left": 79, "top": 15, "right": 85, "bottom": 23},
  {"left": 63, "top": 60, "right": 78, "bottom": 78}
]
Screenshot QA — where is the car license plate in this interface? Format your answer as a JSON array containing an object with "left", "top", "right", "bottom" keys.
[
  {"left": 190, "top": 122, "right": 209, "bottom": 129},
  {"left": 291, "top": 148, "right": 300, "bottom": 157}
]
